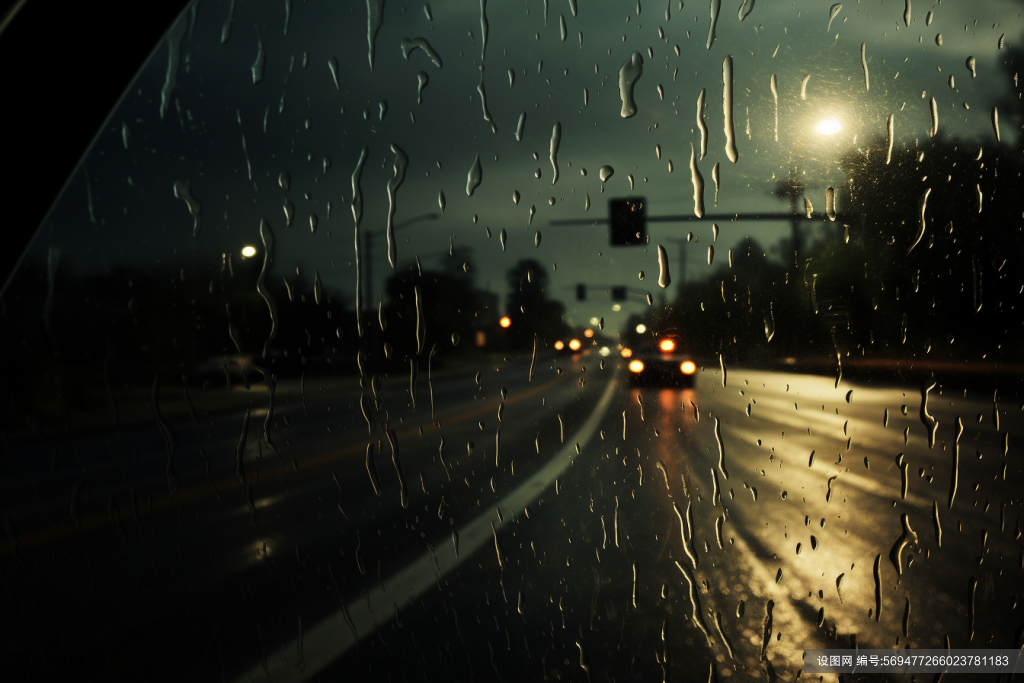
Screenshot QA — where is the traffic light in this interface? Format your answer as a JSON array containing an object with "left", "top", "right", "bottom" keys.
[
  {"left": 609, "top": 197, "right": 646, "bottom": 246},
  {"left": 576, "top": 283, "right": 586, "bottom": 301},
  {"left": 610, "top": 286, "right": 627, "bottom": 301}
]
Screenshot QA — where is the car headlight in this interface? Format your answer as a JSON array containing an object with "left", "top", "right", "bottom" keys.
[{"left": 680, "top": 360, "right": 696, "bottom": 375}]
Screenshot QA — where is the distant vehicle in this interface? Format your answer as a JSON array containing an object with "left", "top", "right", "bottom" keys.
[
  {"left": 622, "top": 336, "right": 697, "bottom": 387},
  {"left": 193, "top": 354, "right": 257, "bottom": 388}
]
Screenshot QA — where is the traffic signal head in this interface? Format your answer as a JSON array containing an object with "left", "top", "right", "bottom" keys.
[{"left": 609, "top": 197, "right": 646, "bottom": 246}]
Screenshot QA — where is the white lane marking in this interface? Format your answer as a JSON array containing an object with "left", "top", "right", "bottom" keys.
[{"left": 234, "top": 369, "right": 621, "bottom": 683}]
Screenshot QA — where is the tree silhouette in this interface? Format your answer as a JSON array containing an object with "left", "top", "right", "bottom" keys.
[{"left": 505, "top": 259, "right": 570, "bottom": 350}]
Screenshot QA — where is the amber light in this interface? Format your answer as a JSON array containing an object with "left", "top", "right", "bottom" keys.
[
  {"left": 659, "top": 339, "right": 676, "bottom": 352},
  {"left": 584, "top": 329, "right": 594, "bottom": 338},
  {"left": 680, "top": 360, "right": 697, "bottom": 375},
  {"left": 628, "top": 360, "right": 645, "bottom": 373},
  {"left": 620, "top": 347, "right": 633, "bottom": 358},
  {"left": 554, "top": 340, "right": 565, "bottom": 350},
  {"left": 568, "top": 339, "right": 582, "bottom": 351},
  {"left": 499, "top": 316, "right": 511, "bottom": 328}
]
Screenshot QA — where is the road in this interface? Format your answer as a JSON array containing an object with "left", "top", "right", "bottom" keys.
[{"left": 1, "top": 354, "right": 1022, "bottom": 682}]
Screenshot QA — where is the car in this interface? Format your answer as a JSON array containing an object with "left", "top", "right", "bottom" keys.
[
  {"left": 193, "top": 353, "right": 257, "bottom": 388},
  {"left": 622, "top": 335, "right": 697, "bottom": 387}
]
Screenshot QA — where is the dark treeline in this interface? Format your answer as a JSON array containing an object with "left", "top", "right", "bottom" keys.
[
  {"left": 0, "top": 253, "right": 360, "bottom": 440},
  {"left": 643, "top": 135, "right": 1024, "bottom": 371}
]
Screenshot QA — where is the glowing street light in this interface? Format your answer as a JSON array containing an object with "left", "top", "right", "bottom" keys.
[
  {"left": 499, "top": 316, "right": 512, "bottom": 328},
  {"left": 568, "top": 339, "right": 582, "bottom": 351},
  {"left": 584, "top": 329, "right": 594, "bottom": 338},
  {"left": 554, "top": 340, "right": 565, "bottom": 350},
  {"left": 241, "top": 245, "right": 257, "bottom": 258},
  {"left": 815, "top": 118, "right": 842, "bottom": 135},
  {"left": 635, "top": 324, "right": 647, "bottom": 334}
]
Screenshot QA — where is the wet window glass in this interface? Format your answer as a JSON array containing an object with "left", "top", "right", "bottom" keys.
[{"left": 3, "top": 1, "right": 1023, "bottom": 680}]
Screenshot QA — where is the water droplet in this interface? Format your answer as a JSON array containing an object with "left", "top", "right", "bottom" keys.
[
  {"left": 283, "top": 200, "right": 295, "bottom": 227},
  {"left": 328, "top": 56, "right": 340, "bottom": 89},
  {"left": 251, "top": 36, "right": 265, "bottom": 84},
  {"left": 929, "top": 96, "right": 939, "bottom": 137},
  {"left": 657, "top": 245, "right": 671, "bottom": 288},
  {"left": 907, "top": 187, "right": 931, "bottom": 255},
  {"left": 738, "top": 0, "right": 754, "bottom": 21},
  {"left": 466, "top": 154, "right": 483, "bottom": 196},
  {"left": 860, "top": 42, "right": 869, "bottom": 90},
  {"left": 438, "top": 190, "right": 446, "bottom": 214},
  {"left": 722, "top": 56, "right": 738, "bottom": 163},
  {"left": 416, "top": 71, "right": 429, "bottom": 104},
  {"left": 309, "top": 213, "right": 318, "bottom": 234},
  {"left": 696, "top": 88, "right": 708, "bottom": 159},
  {"left": 689, "top": 144, "right": 705, "bottom": 218},
  {"left": 500, "top": 229, "right": 507, "bottom": 251},
  {"left": 170, "top": 180, "right": 204, "bottom": 242},
  {"left": 825, "top": 187, "right": 836, "bottom": 221},
  {"left": 707, "top": 0, "right": 721, "bottom": 49},
  {"left": 366, "top": 0, "right": 385, "bottom": 69},
  {"left": 599, "top": 165, "right": 615, "bottom": 182},
  {"left": 549, "top": 123, "right": 561, "bottom": 185},
  {"left": 400, "top": 37, "right": 443, "bottom": 68},
  {"left": 885, "top": 114, "right": 895, "bottom": 164},
  {"left": 618, "top": 51, "right": 644, "bottom": 118},
  {"left": 827, "top": 4, "right": 842, "bottom": 32},
  {"left": 386, "top": 144, "right": 409, "bottom": 268},
  {"left": 515, "top": 112, "right": 526, "bottom": 141}
]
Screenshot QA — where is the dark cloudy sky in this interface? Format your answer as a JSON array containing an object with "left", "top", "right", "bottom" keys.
[{"left": 28, "top": 0, "right": 1022, "bottom": 333}]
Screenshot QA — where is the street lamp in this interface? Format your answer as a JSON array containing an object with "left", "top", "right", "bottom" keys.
[
  {"left": 241, "top": 245, "right": 257, "bottom": 258},
  {"left": 815, "top": 118, "right": 842, "bottom": 135},
  {"left": 499, "top": 316, "right": 511, "bottom": 328}
]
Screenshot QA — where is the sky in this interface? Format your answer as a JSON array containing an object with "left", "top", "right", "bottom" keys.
[{"left": 25, "top": 0, "right": 1024, "bottom": 335}]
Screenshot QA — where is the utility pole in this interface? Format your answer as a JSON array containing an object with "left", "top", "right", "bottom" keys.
[
  {"left": 773, "top": 166, "right": 806, "bottom": 270},
  {"left": 364, "top": 231, "right": 374, "bottom": 315}
]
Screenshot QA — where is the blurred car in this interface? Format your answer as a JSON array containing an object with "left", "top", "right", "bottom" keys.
[
  {"left": 622, "top": 335, "right": 697, "bottom": 387},
  {"left": 193, "top": 354, "right": 256, "bottom": 388}
]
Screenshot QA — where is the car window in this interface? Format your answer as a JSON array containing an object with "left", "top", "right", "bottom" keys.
[{"left": 2, "top": 1, "right": 1023, "bottom": 680}]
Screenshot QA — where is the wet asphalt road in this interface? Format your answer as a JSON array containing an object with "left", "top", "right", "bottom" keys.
[{"left": 2, "top": 355, "right": 1023, "bottom": 682}]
